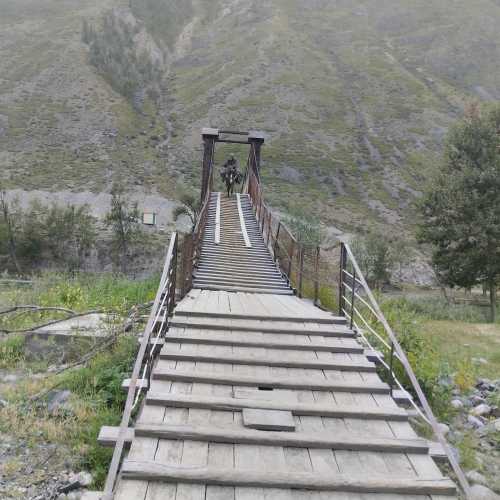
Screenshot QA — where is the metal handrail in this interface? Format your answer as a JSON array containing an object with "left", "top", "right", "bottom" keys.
[
  {"left": 102, "top": 232, "right": 179, "bottom": 499},
  {"left": 339, "top": 241, "right": 471, "bottom": 498}
]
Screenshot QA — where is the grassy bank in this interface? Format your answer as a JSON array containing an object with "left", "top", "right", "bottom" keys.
[{"left": 0, "top": 273, "right": 158, "bottom": 489}]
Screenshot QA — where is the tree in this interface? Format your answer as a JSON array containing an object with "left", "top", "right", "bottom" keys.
[
  {"left": 173, "top": 188, "right": 201, "bottom": 231},
  {"left": 0, "top": 191, "right": 22, "bottom": 274},
  {"left": 44, "top": 204, "right": 97, "bottom": 271},
  {"left": 105, "top": 185, "right": 142, "bottom": 271},
  {"left": 418, "top": 103, "right": 500, "bottom": 321},
  {"left": 284, "top": 208, "right": 324, "bottom": 248},
  {"left": 350, "top": 231, "right": 407, "bottom": 289}
]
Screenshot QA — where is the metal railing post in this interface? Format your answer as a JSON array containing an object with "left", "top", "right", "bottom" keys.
[
  {"left": 349, "top": 268, "right": 356, "bottom": 329},
  {"left": 338, "top": 243, "right": 347, "bottom": 316},
  {"left": 314, "top": 246, "right": 320, "bottom": 305}
]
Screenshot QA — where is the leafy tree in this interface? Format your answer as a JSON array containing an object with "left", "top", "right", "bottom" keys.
[
  {"left": 418, "top": 104, "right": 500, "bottom": 321},
  {"left": 351, "top": 232, "right": 408, "bottom": 289},
  {"left": 0, "top": 190, "right": 22, "bottom": 274},
  {"left": 105, "top": 185, "right": 142, "bottom": 271},
  {"left": 44, "top": 204, "right": 97, "bottom": 271},
  {"left": 173, "top": 187, "right": 201, "bottom": 231},
  {"left": 284, "top": 208, "right": 324, "bottom": 248}
]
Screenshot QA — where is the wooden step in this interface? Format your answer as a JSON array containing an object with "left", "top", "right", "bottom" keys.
[
  {"left": 193, "top": 278, "right": 288, "bottom": 290},
  {"left": 159, "top": 346, "right": 376, "bottom": 372},
  {"left": 120, "top": 462, "right": 456, "bottom": 495},
  {"left": 194, "top": 272, "right": 285, "bottom": 282},
  {"left": 134, "top": 422, "right": 429, "bottom": 453},
  {"left": 195, "top": 266, "right": 282, "bottom": 279},
  {"left": 169, "top": 317, "right": 353, "bottom": 336},
  {"left": 145, "top": 392, "right": 408, "bottom": 421},
  {"left": 193, "top": 284, "right": 294, "bottom": 294},
  {"left": 152, "top": 368, "right": 389, "bottom": 393},
  {"left": 159, "top": 329, "right": 362, "bottom": 352}
]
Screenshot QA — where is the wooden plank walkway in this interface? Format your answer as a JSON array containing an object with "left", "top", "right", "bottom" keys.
[
  {"left": 193, "top": 193, "right": 291, "bottom": 293},
  {"left": 112, "top": 290, "right": 457, "bottom": 500}
]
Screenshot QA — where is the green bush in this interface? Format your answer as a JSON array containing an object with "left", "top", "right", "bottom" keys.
[
  {"left": 0, "top": 335, "right": 25, "bottom": 368},
  {"left": 359, "top": 298, "right": 453, "bottom": 420},
  {"left": 60, "top": 336, "right": 137, "bottom": 487}
]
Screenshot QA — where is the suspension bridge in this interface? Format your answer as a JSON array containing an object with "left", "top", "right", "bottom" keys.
[{"left": 86, "top": 129, "right": 470, "bottom": 500}]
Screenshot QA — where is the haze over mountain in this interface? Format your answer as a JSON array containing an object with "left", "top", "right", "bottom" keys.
[{"left": 1, "top": 0, "right": 500, "bottom": 236}]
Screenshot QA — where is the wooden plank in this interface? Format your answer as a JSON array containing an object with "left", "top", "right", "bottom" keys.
[
  {"left": 236, "top": 193, "right": 251, "bottom": 248},
  {"left": 169, "top": 318, "right": 354, "bottom": 337},
  {"left": 98, "top": 426, "right": 134, "bottom": 447},
  {"left": 134, "top": 423, "right": 429, "bottom": 454},
  {"left": 159, "top": 347, "right": 375, "bottom": 372},
  {"left": 172, "top": 309, "right": 344, "bottom": 324},
  {"left": 242, "top": 408, "right": 295, "bottom": 431},
  {"left": 145, "top": 392, "right": 408, "bottom": 421},
  {"left": 215, "top": 192, "right": 221, "bottom": 245},
  {"left": 121, "top": 461, "right": 456, "bottom": 495},
  {"left": 152, "top": 368, "right": 390, "bottom": 394},
  {"left": 122, "top": 378, "right": 148, "bottom": 391}
]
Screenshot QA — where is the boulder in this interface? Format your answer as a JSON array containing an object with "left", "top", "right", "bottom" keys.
[
  {"left": 451, "top": 399, "right": 464, "bottom": 409},
  {"left": 471, "top": 404, "right": 492, "bottom": 417},
  {"left": 470, "top": 484, "right": 500, "bottom": 499},
  {"left": 468, "top": 415, "right": 485, "bottom": 429},
  {"left": 47, "top": 390, "right": 72, "bottom": 414},
  {"left": 466, "top": 470, "right": 488, "bottom": 486}
]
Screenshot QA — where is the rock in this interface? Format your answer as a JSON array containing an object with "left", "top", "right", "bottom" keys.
[
  {"left": 471, "top": 404, "right": 492, "bottom": 417},
  {"left": 0, "top": 398, "right": 8, "bottom": 408},
  {"left": 470, "top": 484, "right": 500, "bottom": 499},
  {"left": 47, "top": 390, "right": 72, "bottom": 414},
  {"left": 472, "top": 357, "right": 489, "bottom": 365},
  {"left": 468, "top": 415, "right": 485, "bottom": 429},
  {"left": 493, "top": 419, "right": 500, "bottom": 432},
  {"left": 491, "top": 407, "right": 500, "bottom": 418},
  {"left": 471, "top": 395, "right": 486, "bottom": 405},
  {"left": 451, "top": 399, "right": 464, "bottom": 409},
  {"left": 437, "top": 423, "right": 450, "bottom": 435},
  {"left": 466, "top": 470, "right": 488, "bottom": 486},
  {"left": 76, "top": 471, "right": 93, "bottom": 487},
  {"left": 58, "top": 480, "right": 80, "bottom": 494}
]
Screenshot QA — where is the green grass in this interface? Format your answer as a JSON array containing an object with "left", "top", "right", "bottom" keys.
[{"left": 0, "top": 272, "right": 157, "bottom": 487}]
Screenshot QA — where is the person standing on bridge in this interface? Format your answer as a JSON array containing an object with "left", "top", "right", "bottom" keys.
[{"left": 220, "top": 154, "right": 242, "bottom": 196}]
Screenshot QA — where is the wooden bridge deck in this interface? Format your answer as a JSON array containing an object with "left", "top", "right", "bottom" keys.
[
  {"left": 112, "top": 288, "right": 456, "bottom": 500},
  {"left": 104, "top": 190, "right": 457, "bottom": 499},
  {"left": 193, "top": 193, "right": 291, "bottom": 294}
]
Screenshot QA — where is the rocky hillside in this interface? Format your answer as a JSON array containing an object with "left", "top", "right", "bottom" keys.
[{"left": 1, "top": 0, "right": 500, "bottom": 236}]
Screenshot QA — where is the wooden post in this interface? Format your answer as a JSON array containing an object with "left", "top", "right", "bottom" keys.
[
  {"left": 298, "top": 246, "right": 305, "bottom": 298},
  {"left": 169, "top": 235, "right": 178, "bottom": 315},
  {"left": 349, "top": 268, "right": 356, "bottom": 329},
  {"left": 201, "top": 128, "right": 219, "bottom": 203},
  {"left": 288, "top": 238, "right": 295, "bottom": 281},
  {"left": 248, "top": 131, "right": 265, "bottom": 181},
  {"left": 314, "top": 246, "right": 320, "bottom": 305},
  {"left": 266, "top": 212, "right": 272, "bottom": 247},
  {"left": 338, "top": 243, "right": 347, "bottom": 316},
  {"left": 274, "top": 222, "right": 281, "bottom": 260},
  {"left": 180, "top": 234, "right": 194, "bottom": 298}
]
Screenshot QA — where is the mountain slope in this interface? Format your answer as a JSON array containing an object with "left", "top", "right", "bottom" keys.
[{"left": 1, "top": 0, "right": 500, "bottom": 236}]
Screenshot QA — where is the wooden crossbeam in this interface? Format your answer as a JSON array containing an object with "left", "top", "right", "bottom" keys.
[
  {"left": 152, "top": 368, "right": 390, "bottom": 393},
  {"left": 168, "top": 319, "right": 355, "bottom": 337},
  {"left": 134, "top": 423, "right": 429, "bottom": 453},
  {"left": 145, "top": 392, "right": 409, "bottom": 421},
  {"left": 159, "top": 348, "right": 376, "bottom": 372},
  {"left": 143, "top": 331, "right": 364, "bottom": 353},
  {"left": 121, "top": 461, "right": 457, "bottom": 495}
]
